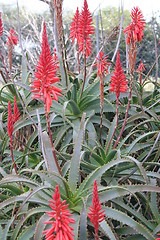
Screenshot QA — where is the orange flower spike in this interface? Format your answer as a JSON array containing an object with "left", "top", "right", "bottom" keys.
[
  {"left": 6, "top": 29, "right": 18, "bottom": 46},
  {"left": 88, "top": 180, "right": 105, "bottom": 240},
  {"left": 110, "top": 50, "right": 128, "bottom": 103},
  {"left": 7, "top": 101, "right": 14, "bottom": 142},
  {"left": 78, "top": 0, "right": 94, "bottom": 57},
  {"left": 124, "top": 6, "right": 145, "bottom": 45},
  {"left": 13, "top": 96, "right": 20, "bottom": 123},
  {"left": 43, "top": 185, "right": 75, "bottom": 240},
  {"left": 70, "top": 7, "right": 80, "bottom": 44},
  {"left": 31, "top": 22, "right": 62, "bottom": 113}
]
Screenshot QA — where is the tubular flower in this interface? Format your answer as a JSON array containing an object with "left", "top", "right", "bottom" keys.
[
  {"left": 13, "top": 96, "right": 20, "bottom": 123},
  {"left": 88, "top": 180, "right": 105, "bottom": 239},
  {"left": 7, "top": 101, "right": 14, "bottom": 141},
  {"left": 78, "top": 0, "right": 94, "bottom": 57},
  {"left": 124, "top": 6, "right": 145, "bottom": 44},
  {"left": 70, "top": 7, "right": 80, "bottom": 44},
  {"left": 43, "top": 185, "right": 75, "bottom": 240},
  {"left": 109, "top": 50, "right": 128, "bottom": 102},
  {"left": 31, "top": 22, "right": 62, "bottom": 113},
  {"left": 6, "top": 29, "right": 18, "bottom": 46},
  {"left": 94, "top": 52, "right": 111, "bottom": 78},
  {"left": 0, "top": 12, "right": 3, "bottom": 37}
]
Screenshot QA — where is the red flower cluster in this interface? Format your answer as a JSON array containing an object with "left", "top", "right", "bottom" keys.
[
  {"left": 7, "top": 97, "right": 20, "bottom": 141},
  {"left": 7, "top": 99, "right": 19, "bottom": 174},
  {"left": 88, "top": 180, "right": 105, "bottom": 239},
  {"left": 31, "top": 22, "right": 62, "bottom": 113},
  {"left": 70, "top": 0, "right": 94, "bottom": 57},
  {"left": 124, "top": 6, "right": 145, "bottom": 44},
  {"left": 0, "top": 12, "right": 3, "bottom": 37},
  {"left": 7, "top": 101, "right": 14, "bottom": 141},
  {"left": 13, "top": 96, "right": 20, "bottom": 123},
  {"left": 94, "top": 52, "right": 110, "bottom": 78},
  {"left": 43, "top": 185, "right": 75, "bottom": 240},
  {"left": 70, "top": 7, "right": 80, "bottom": 44},
  {"left": 110, "top": 50, "right": 128, "bottom": 102},
  {"left": 6, "top": 29, "right": 18, "bottom": 46}
]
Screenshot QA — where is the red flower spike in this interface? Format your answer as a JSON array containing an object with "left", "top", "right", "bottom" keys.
[
  {"left": 6, "top": 29, "right": 18, "bottom": 46},
  {"left": 94, "top": 52, "right": 111, "bottom": 78},
  {"left": 0, "top": 12, "right": 3, "bottom": 37},
  {"left": 31, "top": 22, "right": 62, "bottom": 113},
  {"left": 110, "top": 50, "right": 128, "bottom": 102},
  {"left": 124, "top": 6, "right": 145, "bottom": 44},
  {"left": 7, "top": 101, "right": 14, "bottom": 141},
  {"left": 70, "top": 7, "right": 80, "bottom": 44},
  {"left": 88, "top": 180, "right": 105, "bottom": 239},
  {"left": 43, "top": 185, "right": 75, "bottom": 240},
  {"left": 78, "top": 0, "right": 94, "bottom": 57},
  {"left": 13, "top": 96, "right": 20, "bottom": 123}
]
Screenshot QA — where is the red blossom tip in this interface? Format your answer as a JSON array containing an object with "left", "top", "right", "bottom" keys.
[
  {"left": 0, "top": 12, "right": 3, "bottom": 37},
  {"left": 124, "top": 6, "right": 145, "bottom": 44},
  {"left": 32, "top": 22, "right": 62, "bottom": 113},
  {"left": 43, "top": 185, "right": 75, "bottom": 240},
  {"left": 7, "top": 101, "right": 14, "bottom": 141},
  {"left": 13, "top": 96, "right": 20, "bottom": 123},
  {"left": 78, "top": 0, "right": 94, "bottom": 57},
  {"left": 109, "top": 50, "right": 128, "bottom": 101},
  {"left": 6, "top": 29, "right": 18, "bottom": 46},
  {"left": 70, "top": 7, "right": 80, "bottom": 44},
  {"left": 88, "top": 180, "right": 105, "bottom": 238}
]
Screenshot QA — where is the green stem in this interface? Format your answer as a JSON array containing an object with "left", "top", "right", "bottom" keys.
[
  {"left": 45, "top": 106, "right": 62, "bottom": 176},
  {"left": 80, "top": 52, "right": 86, "bottom": 99},
  {"left": 114, "top": 74, "right": 133, "bottom": 148},
  {"left": 105, "top": 100, "right": 119, "bottom": 154},
  {"left": 77, "top": 47, "right": 80, "bottom": 74},
  {"left": 10, "top": 139, "right": 18, "bottom": 174},
  {"left": 80, "top": 42, "right": 87, "bottom": 99}
]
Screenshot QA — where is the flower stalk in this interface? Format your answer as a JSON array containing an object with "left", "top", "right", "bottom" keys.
[
  {"left": 108, "top": 50, "right": 128, "bottom": 150},
  {"left": 114, "top": 7, "right": 145, "bottom": 148}
]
